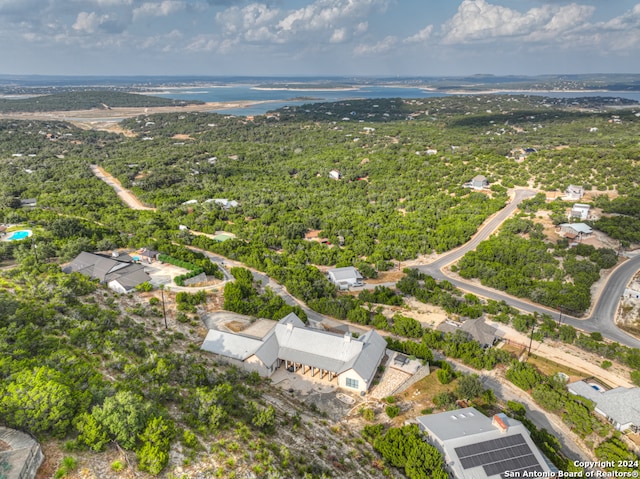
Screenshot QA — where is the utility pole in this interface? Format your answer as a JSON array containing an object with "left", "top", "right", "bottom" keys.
[
  {"left": 160, "top": 285, "right": 168, "bottom": 329},
  {"left": 557, "top": 307, "right": 563, "bottom": 327},
  {"left": 528, "top": 320, "right": 536, "bottom": 357}
]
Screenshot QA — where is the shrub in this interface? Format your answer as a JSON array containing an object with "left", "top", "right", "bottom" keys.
[{"left": 386, "top": 405, "right": 400, "bottom": 418}]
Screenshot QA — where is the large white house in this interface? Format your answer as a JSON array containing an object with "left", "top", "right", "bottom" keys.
[
  {"left": 201, "top": 313, "right": 387, "bottom": 393},
  {"left": 417, "top": 408, "right": 554, "bottom": 479}
]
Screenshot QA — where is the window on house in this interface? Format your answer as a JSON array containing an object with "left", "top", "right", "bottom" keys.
[{"left": 346, "top": 378, "right": 359, "bottom": 389}]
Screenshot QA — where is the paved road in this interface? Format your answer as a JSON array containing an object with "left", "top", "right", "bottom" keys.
[
  {"left": 416, "top": 189, "right": 537, "bottom": 275},
  {"left": 411, "top": 189, "right": 640, "bottom": 349}
]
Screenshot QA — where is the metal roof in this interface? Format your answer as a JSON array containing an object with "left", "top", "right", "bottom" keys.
[
  {"left": 201, "top": 330, "right": 264, "bottom": 361},
  {"left": 559, "top": 223, "right": 592, "bottom": 234},
  {"left": 328, "top": 267, "right": 363, "bottom": 282},
  {"left": 202, "top": 313, "right": 387, "bottom": 382},
  {"left": 418, "top": 408, "right": 553, "bottom": 479}
]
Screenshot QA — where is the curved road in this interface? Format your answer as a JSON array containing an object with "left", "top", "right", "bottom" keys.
[{"left": 412, "top": 189, "right": 640, "bottom": 349}]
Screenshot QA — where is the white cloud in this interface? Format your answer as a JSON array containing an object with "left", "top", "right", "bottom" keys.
[
  {"left": 73, "top": 11, "right": 110, "bottom": 33},
  {"left": 214, "top": 0, "right": 387, "bottom": 47},
  {"left": 277, "top": 0, "right": 388, "bottom": 34},
  {"left": 404, "top": 25, "right": 433, "bottom": 44},
  {"left": 330, "top": 28, "right": 347, "bottom": 43},
  {"left": 354, "top": 35, "right": 397, "bottom": 55},
  {"left": 441, "top": 0, "right": 595, "bottom": 45},
  {"left": 133, "top": 1, "right": 186, "bottom": 19},
  {"left": 186, "top": 34, "right": 219, "bottom": 52}
]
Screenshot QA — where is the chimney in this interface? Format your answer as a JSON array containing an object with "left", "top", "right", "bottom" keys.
[
  {"left": 286, "top": 322, "right": 293, "bottom": 331},
  {"left": 492, "top": 414, "right": 509, "bottom": 433},
  {"left": 344, "top": 332, "right": 351, "bottom": 343}
]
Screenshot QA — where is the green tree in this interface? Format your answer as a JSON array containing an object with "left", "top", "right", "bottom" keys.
[
  {"left": 92, "top": 391, "right": 155, "bottom": 449},
  {"left": 0, "top": 366, "right": 78, "bottom": 437},
  {"left": 136, "top": 416, "right": 175, "bottom": 475},
  {"left": 456, "top": 374, "right": 484, "bottom": 400}
]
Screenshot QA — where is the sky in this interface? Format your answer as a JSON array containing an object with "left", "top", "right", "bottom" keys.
[{"left": 2, "top": 0, "right": 640, "bottom": 76}]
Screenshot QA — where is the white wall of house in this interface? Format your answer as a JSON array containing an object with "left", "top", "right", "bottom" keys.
[
  {"left": 244, "top": 355, "right": 274, "bottom": 377},
  {"left": 338, "top": 369, "right": 367, "bottom": 393},
  {"left": 107, "top": 280, "right": 128, "bottom": 294}
]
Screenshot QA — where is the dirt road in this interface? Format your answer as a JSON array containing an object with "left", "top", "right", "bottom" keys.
[{"left": 90, "top": 164, "right": 156, "bottom": 211}]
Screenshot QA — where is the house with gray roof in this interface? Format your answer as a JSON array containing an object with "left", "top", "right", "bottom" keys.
[
  {"left": 417, "top": 408, "right": 554, "bottom": 479},
  {"left": 464, "top": 175, "right": 489, "bottom": 190},
  {"left": 567, "top": 381, "right": 640, "bottom": 433},
  {"left": 63, "top": 251, "right": 151, "bottom": 294},
  {"left": 327, "top": 266, "right": 363, "bottom": 290},
  {"left": 438, "top": 318, "right": 503, "bottom": 349},
  {"left": 201, "top": 313, "right": 387, "bottom": 393}
]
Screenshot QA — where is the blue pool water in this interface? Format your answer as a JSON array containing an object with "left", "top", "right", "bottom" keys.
[{"left": 7, "top": 230, "right": 30, "bottom": 241}]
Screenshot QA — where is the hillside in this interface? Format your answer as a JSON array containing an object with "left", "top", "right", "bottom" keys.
[{"left": 0, "top": 91, "right": 203, "bottom": 113}]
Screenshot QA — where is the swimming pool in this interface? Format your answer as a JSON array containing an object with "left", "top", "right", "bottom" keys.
[{"left": 7, "top": 230, "right": 31, "bottom": 241}]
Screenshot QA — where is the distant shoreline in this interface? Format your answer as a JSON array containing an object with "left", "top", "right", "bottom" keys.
[{"left": 252, "top": 87, "right": 360, "bottom": 92}]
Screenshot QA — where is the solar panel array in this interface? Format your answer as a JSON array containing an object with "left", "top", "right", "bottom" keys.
[{"left": 454, "top": 433, "right": 544, "bottom": 478}]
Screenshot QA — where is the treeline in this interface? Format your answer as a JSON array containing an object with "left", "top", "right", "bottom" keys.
[
  {"left": 0, "top": 91, "right": 202, "bottom": 113},
  {"left": 456, "top": 218, "right": 617, "bottom": 313},
  {"left": 223, "top": 267, "right": 307, "bottom": 322},
  {"left": 506, "top": 361, "right": 607, "bottom": 438},
  {"left": 594, "top": 192, "right": 640, "bottom": 243}
]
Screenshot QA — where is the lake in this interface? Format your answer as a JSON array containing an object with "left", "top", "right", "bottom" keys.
[{"left": 153, "top": 85, "right": 640, "bottom": 116}]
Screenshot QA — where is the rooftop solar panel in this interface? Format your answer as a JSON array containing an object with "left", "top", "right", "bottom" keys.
[{"left": 454, "top": 433, "right": 544, "bottom": 477}]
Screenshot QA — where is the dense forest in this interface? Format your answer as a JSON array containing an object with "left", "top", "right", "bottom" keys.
[
  {"left": 0, "top": 91, "right": 202, "bottom": 113},
  {"left": 1, "top": 93, "right": 640, "bottom": 475}
]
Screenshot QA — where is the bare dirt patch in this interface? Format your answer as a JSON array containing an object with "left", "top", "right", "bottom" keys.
[
  {"left": 90, "top": 165, "right": 156, "bottom": 211},
  {"left": 226, "top": 320, "right": 246, "bottom": 333},
  {"left": 172, "top": 134, "right": 194, "bottom": 140},
  {"left": 366, "top": 270, "right": 405, "bottom": 284}
]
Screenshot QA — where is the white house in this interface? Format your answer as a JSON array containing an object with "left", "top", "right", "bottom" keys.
[
  {"left": 329, "top": 169, "right": 342, "bottom": 180},
  {"left": 568, "top": 381, "right": 640, "bottom": 433},
  {"left": 201, "top": 313, "right": 387, "bottom": 393},
  {"left": 327, "top": 267, "right": 363, "bottom": 290},
  {"left": 570, "top": 203, "right": 591, "bottom": 220},
  {"left": 417, "top": 408, "right": 554, "bottom": 479}
]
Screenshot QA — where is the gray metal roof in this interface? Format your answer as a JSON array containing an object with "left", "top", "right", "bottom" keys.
[
  {"left": 253, "top": 332, "right": 280, "bottom": 368},
  {"left": 202, "top": 313, "right": 387, "bottom": 382},
  {"left": 568, "top": 381, "right": 640, "bottom": 427},
  {"left": 65, "top": 252, "right": 150, "bottom": 289},
  {"left": 418, "top": 407, "right": 495, "bottom": 441},
  {"left": 107, "top": 267, "right": 152, "bottom": 291},
  {"left": 559, "top": 223, "right": 592, "bottom": 234},
  {"left": 347, "top": 330, "right": 387, "bottom": 384},
  {"left": 328, "top": 267, "right": 363, "bottom": 282},
  {"left": 201, "top": 330, "right": 264, "bottom": 361},
  {"left": 274, "top": 322, "right": 363, "bottom": 372}
]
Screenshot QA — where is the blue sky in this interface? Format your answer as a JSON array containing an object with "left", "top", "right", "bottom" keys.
[{"left": 2, "top": 0, "right": 640, "bottom": 76}]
